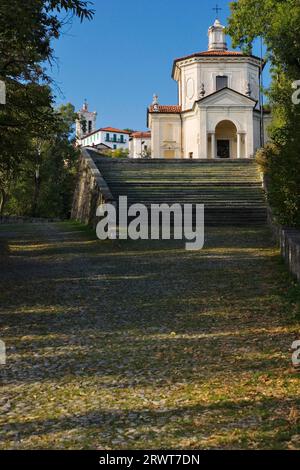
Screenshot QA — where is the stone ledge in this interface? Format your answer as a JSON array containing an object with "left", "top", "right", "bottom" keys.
[
  {"left": 71, "top": 148, "right": 115, "bottom": 228},
  {"left": 0, "top": 216, "right": 61, "bottom": 224},
  {"left": 267, "top": 206, "right": 300, "bottom": 282},
  {"left": 263, "top": 176, "right": 300, "bottom": 282}
]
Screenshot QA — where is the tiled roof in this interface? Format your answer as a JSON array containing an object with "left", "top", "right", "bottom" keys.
[
  {"left": 174, "top": 50, "right": 261, "bottom": 63},
  {"left": 149, "top": 105, "right": 182, "bottom": 113},
  {"left": 131, "top": 131, "right": 151, "bottom": 138},
  {"left": 81, "top": 127, "right": 131, "bottom": 139},
  {"left": 197, "top": 50, "right": 244, "bottom": 56},
  {"left": 100, "top": 127, "right": 132, "bottom": 134}
]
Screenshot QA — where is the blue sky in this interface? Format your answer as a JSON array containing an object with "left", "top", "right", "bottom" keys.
[{"left": 50, "top": 0, "right": 270, "bottom": 131}]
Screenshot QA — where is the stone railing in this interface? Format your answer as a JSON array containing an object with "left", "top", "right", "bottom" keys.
[
  {"left": 266, "top": 207, "right": 300, "bottom": 282},
  {"left": 263, "top": 177, "right": 300, "bottom": 282},
  {"left": 71, "top": 148, "right": 115, "bottom": 228}
]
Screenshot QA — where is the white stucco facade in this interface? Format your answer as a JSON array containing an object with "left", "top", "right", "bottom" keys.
[
  {"left": 80, "top": 127, "right": 131, "bottom": 151},
  {"left": 129, "top": 132, "right": 152, "bottom": 158},
  {"left": 148, "top": 19, "right": 271, "bottom": 159}
]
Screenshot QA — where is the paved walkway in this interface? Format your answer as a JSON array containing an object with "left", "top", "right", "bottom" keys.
[{"left": 0, "top": 222, "right": 299, "bottom": 449}]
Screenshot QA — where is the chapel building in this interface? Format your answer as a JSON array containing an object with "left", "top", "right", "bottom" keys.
[{"left": 147, "top": 19, "right": 271, "bottom": 159}]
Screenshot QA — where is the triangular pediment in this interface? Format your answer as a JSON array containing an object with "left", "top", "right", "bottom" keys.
[{"left": 197, "top": 88, "right": 257, "bottom": 108}]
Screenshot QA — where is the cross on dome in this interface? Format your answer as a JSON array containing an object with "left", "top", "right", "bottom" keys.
[{"left": 212, "top": 4, "right": 222, "bottom": 19}]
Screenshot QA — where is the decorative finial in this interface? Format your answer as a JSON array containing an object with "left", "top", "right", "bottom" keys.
[
  {"left": 200, "top": 83, "right": 206, "bottom": 98},
  {"left": 153, "top": 94, "right": 159, "bottom": 105},
  {"left": 152, "top": 94, "right": 159, "bottom": 111},
  {"left": 83, "top": 99, "right": 88, "bottom": 111},
  {"left": 208, "top": 9, "right": 227, "bottom": 51}
]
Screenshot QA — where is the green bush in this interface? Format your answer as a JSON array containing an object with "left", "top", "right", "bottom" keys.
[{"left": 256, "top": 142, "right": 300, "bottom": 227}]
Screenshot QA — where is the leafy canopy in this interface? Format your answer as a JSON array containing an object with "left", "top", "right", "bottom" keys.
[{"left": 228, "top": 0, "right": 300, "bottom": 226}]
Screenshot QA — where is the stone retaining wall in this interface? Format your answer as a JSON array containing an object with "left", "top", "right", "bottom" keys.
[
  {"left": 71, "top": 148, "right": 115, "bottom": 228},
  {"left": 0, "top": 216, "right": 61, "bottom": 224},
  {"left": 262, "top": 173, "right": 300, "bottom": 283},
  {"left": 266, "top": 207, "right": 300, "bottom": 282}
]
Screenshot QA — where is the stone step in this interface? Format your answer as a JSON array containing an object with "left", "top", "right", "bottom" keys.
[
  {"left": 88, "top": 150, "right": 267, "bottom": 227},
  {"left": 94, "top": 157, "right": 257, "bottom": 165}
]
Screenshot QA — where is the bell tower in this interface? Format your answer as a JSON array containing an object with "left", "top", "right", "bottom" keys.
[{"left": 76, "top": 100, "right": 97, "bottom": 141}]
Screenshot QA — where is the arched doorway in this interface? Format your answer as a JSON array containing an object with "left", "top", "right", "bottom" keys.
[{"left": 215, "top": 120, "right": 237, "bottom": 159}]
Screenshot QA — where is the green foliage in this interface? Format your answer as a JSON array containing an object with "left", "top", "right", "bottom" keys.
[
  {"left": 141, "top": 147, "right": 152, "bottom": 159},
  {"left": 228, "top": 0, "right": 300, "bottom": 77},
  {"left": 0, "top": 82, "right": 56, "bottom": 215},
  {"left": 0, "top": 1, "right": 94, "bottom": 217},
  {"left": 228, "top": 0, "right": 300, "bottom": 227},
  {"left": 106, "top": 148, "right": 129, "bottom": 159},
  {"left": 256, "top": 143, "right": 300, "bottom": 226},
  {"left": 6, "top": 103, "right": 80, "bottom": 219},
  {"left": 0, "top": 1, "right": 94, "bottom": 81}
]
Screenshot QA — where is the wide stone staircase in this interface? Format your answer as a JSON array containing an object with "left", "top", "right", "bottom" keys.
[{"left": 89, "top": 151, "right": 267, "bottom": 226}]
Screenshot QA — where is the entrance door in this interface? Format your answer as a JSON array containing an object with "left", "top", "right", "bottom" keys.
[{"left": 217, "top": 140, "right": 230, "bottom": 159}]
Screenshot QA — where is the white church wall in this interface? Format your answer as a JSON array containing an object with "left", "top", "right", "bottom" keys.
[
  {"left": 253, "top": 113, "right": 261, "bottom": 152},
  {"left": 180, "top": 63, "right": 199, "bottom": 112},
  {"left": 182, "top": 113, "right": 200, "bottom": 158},
  {"left": 247, "top": 63, "right": 260, "bottom": 107},
  {"left": 199, "top": 62, "right": 247, "bottom": 98},
  {"left": 199, "top": 107, "right": 208, "bottom": 158},
  {"left": 150, "top": 103, "right": 259, "bottom": 159},
  {"left": 163, "top": 117, "right": 182, "bottom": 158},
  {"left": 150, "top": 115, "right": 182, "bottom": 158},
  {"left": 206, "top": 108, "right": 245, "bottom": 134},
  {"left": 150, "top": 118, "right": 162, "bottom": 158},
  {"left": 178, "top": 60, "right": 260, "bottom": 112},
  {"left": 245, "top": 111, "right": 254, "bottom": 157}
]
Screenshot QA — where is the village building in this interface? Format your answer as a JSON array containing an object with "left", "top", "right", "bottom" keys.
[
  {"left": 129, "top": 132, "right": 152, "bottom": 158},
  {"left": 79, "top": 126, "right": 131, "bottom": 151}
]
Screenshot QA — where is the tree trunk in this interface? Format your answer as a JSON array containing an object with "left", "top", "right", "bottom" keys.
[
  {"left": 31, "top": 175, "right": 41, "bottom": 217},
  {"left": 0, "top": 188, "right": 7, "bottom": 217}
]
